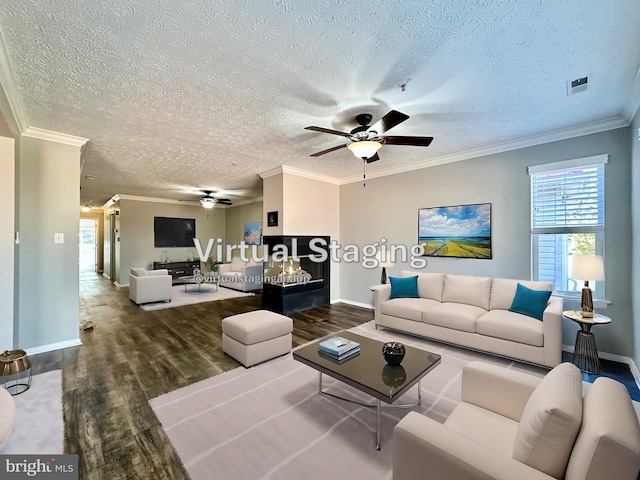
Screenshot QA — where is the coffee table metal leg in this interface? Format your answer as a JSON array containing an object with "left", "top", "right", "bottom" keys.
[
  {"left": 376, "top": 400, "right": 381, "bottom": 450},
  {"left": 316, "top": 371, "right": 422, "bottom": 450}
]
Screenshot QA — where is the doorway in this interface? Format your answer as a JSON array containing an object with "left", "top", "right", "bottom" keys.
[{"left": 80, "top": 218, "right": 98, "bottom": 273}]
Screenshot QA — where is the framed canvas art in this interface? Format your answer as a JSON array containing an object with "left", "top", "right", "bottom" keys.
[
  {"left": 418, "top": 203, "right": 492, "bottom": 258},
  {"left": 244, "top": 222, "right": 262, "bottom": 245}
]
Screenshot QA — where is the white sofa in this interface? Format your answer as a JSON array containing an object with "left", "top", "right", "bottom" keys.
[
  {"left": 218, "top": 257, "right": 263, "bottom": 292},
  {"left": 393, "top": 361, "right": 640, "bottom": 480},
  {"left": 129, "top": 268, "right": 173, "bottom": 305},
  {"left": 0, "top": 386, "right": 15, "bottom": 450},
  {"left": 373, "top": 271, "right": 562, "bottom": 368}
]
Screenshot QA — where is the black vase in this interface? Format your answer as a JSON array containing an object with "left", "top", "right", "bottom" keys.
[{"left": 382, "top": 342, "right": 406, "bottom": 366}]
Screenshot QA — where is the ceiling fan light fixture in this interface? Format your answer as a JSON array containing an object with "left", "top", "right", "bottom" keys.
[
  {"left": 200, "top": 197, "right": 215, "bottom": 209},
  {"left": 348, "top": 141, "right": 382, "bottom": 160}
]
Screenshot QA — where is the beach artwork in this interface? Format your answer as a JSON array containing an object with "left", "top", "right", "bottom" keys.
[
  {"left": 243, "top": 222, "right": 262, "bottom": 245},
  {"left": 418, "top": 203, "right": 492, "bottom": 258}
]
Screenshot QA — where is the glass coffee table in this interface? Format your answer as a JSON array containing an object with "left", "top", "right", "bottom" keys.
[
  {"left": 179, "top": 273, "right": 218, "bottom": 293},
  {"left": 293, "top": 330, "right": 441, "bottom": 450}
]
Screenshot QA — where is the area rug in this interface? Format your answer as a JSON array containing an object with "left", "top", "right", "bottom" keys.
[
  {"left": 140, "top": 285, "right": 254, "bottom": 311},
  {"left": 150, "top": 322, "right": 548, "bottom": 480},
  {"left": 2, "top": 369, "right": 63, "bottom": 454}
]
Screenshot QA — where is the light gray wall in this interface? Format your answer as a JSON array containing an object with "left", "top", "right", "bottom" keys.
[
  {"left": 117, "top": 199, "right": 226, "bottom": 285},
  {"left": 340, "top": 127, "right": 633, "bottom": 357},
  {"left": 18, "top": 135, "right": 81, "bottom": 349},
  {"left": 225, "top": 201, "right": 263, "bottom": 259},
  {"left": 262, "top": 174, "right": 283, "bottom": 236},
  {"left": 0, "top": 136, "right": 15, "bottom": 348},
  {"left": 631, "top": 110, "right": 640, "bottom": 370}
]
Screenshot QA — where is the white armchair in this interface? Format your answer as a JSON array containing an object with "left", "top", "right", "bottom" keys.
[
  {"left": 218, "top": 257, "right": 262, "bottom": 292},
  {"left": 393, "top": 361, "right": 640, "bottom": 480},
  {"left": 129, "top": 268, "right": 172, "bottom": 305}
]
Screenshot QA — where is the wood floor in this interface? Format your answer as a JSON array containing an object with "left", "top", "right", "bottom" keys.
[{"left": 30, "top": 269, "right": 373, "bottom": 480}]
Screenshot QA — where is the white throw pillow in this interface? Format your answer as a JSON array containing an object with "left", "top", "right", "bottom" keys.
[{"left": 512, "top": 362, "right": 583, "bottom": 479}]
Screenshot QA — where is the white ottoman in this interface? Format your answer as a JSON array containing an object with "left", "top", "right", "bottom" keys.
[
  {"left": 0, "top": 386, "right": 16, "bottom": 450},
  {"left": 222, "top": 310, "right": 293, "bottom": 367}
]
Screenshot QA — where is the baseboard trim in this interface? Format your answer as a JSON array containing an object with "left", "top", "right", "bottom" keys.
[
  {"left": 331, "top": 298, "right": 373, "bottom": 310},
  {"left": 25, "top": 338, "right": 82, "bottom": 356},
  {"left": 562, "top": 343, "right": 640, "bottom": 389}
]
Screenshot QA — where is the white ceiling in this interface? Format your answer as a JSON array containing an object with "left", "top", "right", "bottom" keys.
[{"left": 1, "top": 0, "right": 639, "bottom": 207}]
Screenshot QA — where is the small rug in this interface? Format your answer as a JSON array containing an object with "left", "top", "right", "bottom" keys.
[
  {"left": 2, "top": 370, "right": 63, "bottom": 454},
  {"left": 140, "top": 285, "right": 254, "bottom": 311},
  {"left": 150, "top": 322, "right": 547, "bottom": 480}
]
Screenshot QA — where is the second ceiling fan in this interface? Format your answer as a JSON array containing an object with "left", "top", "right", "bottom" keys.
[{"left": 305, "top": 110, "right": 433, "bottom": 163}]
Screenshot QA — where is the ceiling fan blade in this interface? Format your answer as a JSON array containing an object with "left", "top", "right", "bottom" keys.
[
  {"left": 365, "top": 153, "right": 380, "bottom": 163},
  {"left": 309, "top": 144, "right": 348, "bottom": 157},
  {"left": 216, "top": 199, "right": 232, "bottom": 205},
  {"left": 367, "top": 110, "right": 409, "bottom": 135},
  {"left": 382, "top": 136, "right": 434, "bottom": 147},
  {"left": 304, "top": 126, "right": 351, "bottom": 137}
]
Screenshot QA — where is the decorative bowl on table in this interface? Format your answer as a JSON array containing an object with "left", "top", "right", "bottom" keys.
[{"left": 382, "top": 342, "right": 406, "bottom": 366}]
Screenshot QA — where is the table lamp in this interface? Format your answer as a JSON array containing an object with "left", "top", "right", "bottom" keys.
[
  {"left": 570, "top": 255, "right": 604, "bottom": 318},
  {"left": 376, "top": 252, "right": 394, "bottom": 284}
]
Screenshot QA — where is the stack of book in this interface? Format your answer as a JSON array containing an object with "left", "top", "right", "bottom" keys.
[{"left": 318, "top": 336, "right": 360, "bottom": 362}]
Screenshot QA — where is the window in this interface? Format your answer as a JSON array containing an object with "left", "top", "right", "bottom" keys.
[{"left": 529, "top": 155, "right": 606, "bottom": 299}]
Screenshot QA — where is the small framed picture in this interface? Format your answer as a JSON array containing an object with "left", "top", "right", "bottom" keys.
[{"left": 267, "top": 211, "right": 278, "bottom": 227}]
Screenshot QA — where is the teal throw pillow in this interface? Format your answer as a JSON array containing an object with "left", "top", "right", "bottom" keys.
[
  {"left": 389, "top": 276, "right": 419, "bottom": 299},
  {"left": 509, "top": 283, "right": 552, "bottom": 320}
]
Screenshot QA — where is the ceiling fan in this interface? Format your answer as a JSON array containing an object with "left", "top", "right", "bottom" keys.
[
  {"left": 304, "top": 110, "right": 434, "bottom": 163},
  {"left": 199, "top": 191, "right": 232, "bottom": 209}
]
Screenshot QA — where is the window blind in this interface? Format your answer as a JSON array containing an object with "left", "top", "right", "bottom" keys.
[{"left": 531, "top": 163, "right": 604, "bottom": 234}]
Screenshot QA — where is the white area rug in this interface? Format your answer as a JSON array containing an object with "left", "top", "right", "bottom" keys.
[
  {"left": 140, "top": 285, "right": 254, "bottom": 311},
  {"left": 150, "top": 322, "right": 548, "bottom": 480},
  {"left": 2, "top": 370, "right": 63, "bottom": 454}
]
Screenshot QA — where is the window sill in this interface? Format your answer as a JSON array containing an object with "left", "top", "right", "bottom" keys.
[{"left": 552, "top": 292, "right": 610, "bottom": 309}]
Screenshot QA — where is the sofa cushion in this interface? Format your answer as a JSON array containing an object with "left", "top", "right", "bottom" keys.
[
  {"left": 422, "top": 302, "right": 484, "bottom": 333},
  {"left": 442, "top": 274, "right": 492, "bottom": 310},
  {"left": 381, "top": 298, "right": 440, "bottom": 322},
  {"left": 389, "top": 276, "right": 419, "bottom": 299},
  {"left": 130, "top": 268, "right": 147, "bottom": 277},
  {"left": 476, "top": 310, "right": 544, "bottom": 347},
  {"left": 512, "top": 362, "right": 583, "bottom": 479},
  {"left": 400, "top": 270, "right": 445, "bottom": 301},
  {"left": 509, "top": 283, "right": 552, "bottom": 320},
  {"left": 565, "top": 377, "right": 640, "bottom": 480},
  {"left": 490, "top": 278, "right": 553, "bottom": 311},
  {"left": 230, "top": 256, "right": 244, "bottom": 272}
]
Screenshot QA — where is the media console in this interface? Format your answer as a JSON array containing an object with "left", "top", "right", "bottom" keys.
[{"left": 153, "top": 261, "right": 201, "bottom": 284}]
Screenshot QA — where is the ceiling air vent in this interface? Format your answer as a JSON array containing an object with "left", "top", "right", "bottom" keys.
[{"left": 567, "top": 76, "right": 589, "bottom": 95}]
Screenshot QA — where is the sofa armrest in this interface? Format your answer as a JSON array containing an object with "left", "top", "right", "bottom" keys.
[
  {"left": 542, "top": 295, "right": 563, "bottom": 367},
  {"left": 393, "top": 412, "right": 554, "bottom": 480},
  {"left": 218, "top": 263, "right": 232, "bottom": 274},
  {"left": 372, "top": 284, "right": 391, "bottom": 323},
  {"left": 462, "top": 362, "right": 541, "bottom": 422},
  {"left": 146, "top": 269, "right": 169, "bottom": 277},
  {"left": 242, "top": 265, "right": 263, "bottom": 283}
]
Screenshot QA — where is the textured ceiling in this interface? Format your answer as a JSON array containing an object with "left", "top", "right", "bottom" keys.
[{"left": 0, "top": 0, "right": 639, "bottom": 206}]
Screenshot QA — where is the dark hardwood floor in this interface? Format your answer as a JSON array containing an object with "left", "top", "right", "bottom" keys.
[{"left": 30, "top": 268, "right": 373, "bottom": 480}]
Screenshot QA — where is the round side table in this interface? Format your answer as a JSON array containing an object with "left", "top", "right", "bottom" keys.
[
  {"left": 0, "top": 349, "right": 32, "bottom": 395},
  {"left": 563, "top": 310, "right": 611, "bottom": 375}
]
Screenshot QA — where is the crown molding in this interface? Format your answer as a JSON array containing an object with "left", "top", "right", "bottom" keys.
[
  {"left": 23, "top": 126, "right": 89, "bottom": 148},
  {"left": 0, "top": 26, "right": 29, "bottom": 133},
  {"left": 340, "top": 116, "right": 630, "bottom": 185},
  {"left": 102, "top": 193, "right": 262, "bottom": 209},
  {"left": 623, "top": 65, "right": 640, "bottom": 122},
  {"left": 259, "top": 164, "right": 340, "bottom": 185}
]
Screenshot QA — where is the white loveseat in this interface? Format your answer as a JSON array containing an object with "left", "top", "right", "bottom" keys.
[
  {"left": 218, "top": 257, "right": 263, "bottom": 292},
  {"left": 393, "top": 361, "right": 640, "bottom": 480},
  {"left": 373, "top": 271, "right": 562, "bottom": 368}
]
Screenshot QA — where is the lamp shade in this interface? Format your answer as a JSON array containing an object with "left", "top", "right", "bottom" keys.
[
  {"left": 348, "top": 141, "right": 381, "bottom": 159},
  {"left": 570, "top": 255, "right": 605, "bottom": 281},
  {"left": 375, "top": 251, "right": 394, "bottom": 267}
]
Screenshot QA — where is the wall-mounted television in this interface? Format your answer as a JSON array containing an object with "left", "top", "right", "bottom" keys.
[
  {"left": 418, "top": 203, "right": 492, "bottom": 259},
  {"left": 154, "top": 217, "right": 196, "bottom": 248}
]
